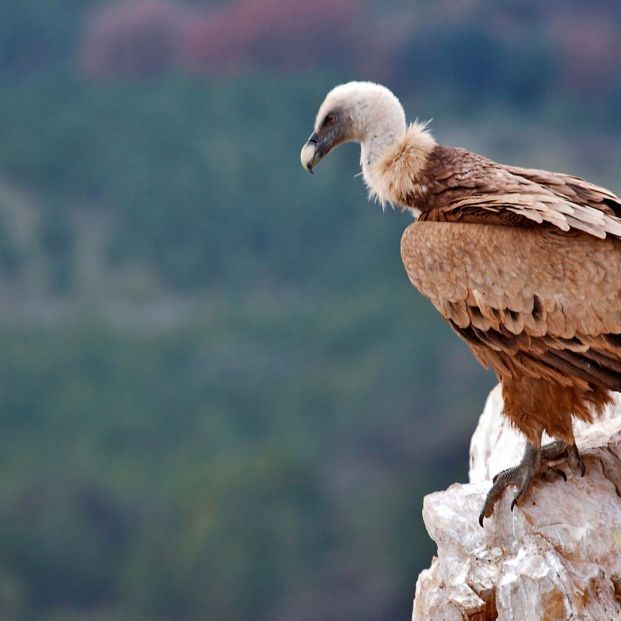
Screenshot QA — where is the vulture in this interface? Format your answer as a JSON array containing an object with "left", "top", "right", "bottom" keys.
[{"left": 300, "top": 81, "right": 621, "bottom": 526}]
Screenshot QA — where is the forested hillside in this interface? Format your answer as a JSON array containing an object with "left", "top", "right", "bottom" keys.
[{"left": 0, "top": 1, "right": 620, "bottom": 620}]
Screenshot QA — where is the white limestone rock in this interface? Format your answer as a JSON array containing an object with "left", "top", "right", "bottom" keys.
[{"left": 412, "top": 386, "right": 621, "bottom": 621}]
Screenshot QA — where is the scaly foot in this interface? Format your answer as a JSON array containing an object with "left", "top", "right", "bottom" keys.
[
  {"left": 478, "top": 440, "right": 584, "bottom": 527},
  {"left": 541, "top": 440, "right": 585, "bottom": 477}
]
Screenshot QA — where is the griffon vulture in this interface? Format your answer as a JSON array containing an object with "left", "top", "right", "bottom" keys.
[{"left": 300, "top": 81, "right": 621, "bottom": 526}]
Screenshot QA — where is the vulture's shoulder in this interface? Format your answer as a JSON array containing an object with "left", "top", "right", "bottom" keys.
[{"left": 417, "top": 146, "right": 621, "bottom": 239}]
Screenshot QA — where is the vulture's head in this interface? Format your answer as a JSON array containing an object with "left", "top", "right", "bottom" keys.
[{"left": 300, "top": 81, "right": 407, "bottom": 173}]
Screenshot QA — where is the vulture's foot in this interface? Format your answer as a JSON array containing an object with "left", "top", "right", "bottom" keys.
[
  {"left": 478, "top": 440, "right": 582, "bottom": 527},
  {"left": 541, "top": 440, "right": 585, "bottom": 477}
]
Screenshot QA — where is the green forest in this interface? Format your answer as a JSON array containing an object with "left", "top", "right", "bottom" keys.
[{"left": 1, "top": 1, "right": 620, "bottom": 620}]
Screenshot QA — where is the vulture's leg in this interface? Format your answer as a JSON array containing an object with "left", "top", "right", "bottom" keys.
[{"left": 478, "top": 441, "right": 568, "bottom": 527}]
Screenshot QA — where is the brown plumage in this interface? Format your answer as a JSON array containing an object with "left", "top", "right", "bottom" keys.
[
  {"left": 400, "top": 147, "right": 621, "bottom": 438},
  {"left": 301, "top": 81, "right": 621, "bottom": 524},
  {"left": 401, "top": 219, "right": 620, "bottom": 443}
]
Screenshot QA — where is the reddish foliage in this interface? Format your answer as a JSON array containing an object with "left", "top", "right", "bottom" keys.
[
  {"left": 183, "top": 0, "right": 357, "bottom": 73},
  {"left": 78, "top": 0, "right": 621, "bottom": 95},
  {"left": 79, "top": 0, "right": 194, "bottom": 78},
  {"left": 78, "top": 0, "right": 359, "bottom": 78}
]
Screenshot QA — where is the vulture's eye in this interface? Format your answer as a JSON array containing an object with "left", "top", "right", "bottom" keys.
[{"left": 324, "top": 113, "right": 337, "bottom": 126}]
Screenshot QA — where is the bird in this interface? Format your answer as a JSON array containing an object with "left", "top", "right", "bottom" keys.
[{"left": 300, "top": 81, "right": 621, "bottom": 526}]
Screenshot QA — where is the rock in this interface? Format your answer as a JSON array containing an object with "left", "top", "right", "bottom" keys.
[{"left": 412, "top": 386, "right": 621, "bottom": 621}]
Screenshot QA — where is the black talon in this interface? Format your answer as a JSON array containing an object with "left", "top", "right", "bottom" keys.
[
  {"left": 480, "top": 438, "right": 587, "bottom": 523},
  {"left": 566, "top": 443, "right": 586, "bottom": 477}
]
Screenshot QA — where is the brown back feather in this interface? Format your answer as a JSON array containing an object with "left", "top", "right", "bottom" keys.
[{"left": 416, "top": 146, "right": 621, "bottom": 239}]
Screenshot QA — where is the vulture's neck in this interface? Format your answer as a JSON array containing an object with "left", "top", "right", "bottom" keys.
[{"left": 361, "top": 122, "right": 436, "bottom": 211}]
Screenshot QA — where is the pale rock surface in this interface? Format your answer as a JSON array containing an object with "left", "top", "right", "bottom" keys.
[{"left": 412, "top": 386, "right": 621, "bottom": 621}]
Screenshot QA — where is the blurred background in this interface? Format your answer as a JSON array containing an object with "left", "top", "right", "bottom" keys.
[{"left": 0, "top": 0, "right": 620, "bottom": 619}]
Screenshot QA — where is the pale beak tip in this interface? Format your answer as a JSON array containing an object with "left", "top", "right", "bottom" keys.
[{"left": 300, "top": 142, "right": 318, "bottom": 174}]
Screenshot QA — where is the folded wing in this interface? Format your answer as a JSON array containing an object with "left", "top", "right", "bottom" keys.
[{"left": 401, "top": 221, "right": 621, "bottom": 391}]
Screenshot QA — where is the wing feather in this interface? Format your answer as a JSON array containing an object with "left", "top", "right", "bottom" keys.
[
  {"left": 420, "top": 147, "right": 621, "bottom": 239},
  {"left": 401, "top": 221, "right": 621, "bottom": 388}
]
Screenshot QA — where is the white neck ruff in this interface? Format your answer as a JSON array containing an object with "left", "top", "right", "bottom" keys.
[{"left": 362, "top": 121, "right": 436, "bottom": 211}]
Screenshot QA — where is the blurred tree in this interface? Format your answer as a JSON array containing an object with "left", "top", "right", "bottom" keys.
[{"left": 0, "top": 1, "right": 619, "bottom": 620}]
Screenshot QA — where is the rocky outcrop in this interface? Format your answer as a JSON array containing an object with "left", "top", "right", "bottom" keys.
[{"left": 412, "top": 386, "right": 621, "bottom": 621}]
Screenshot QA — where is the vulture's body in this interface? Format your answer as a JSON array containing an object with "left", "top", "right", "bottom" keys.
[{"left": 301, "top": 82, "right": 621, "bottom": 524}]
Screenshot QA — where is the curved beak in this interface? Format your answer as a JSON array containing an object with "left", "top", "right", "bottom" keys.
[{"left": 300, "top": 132, "right": 322, "bottom": 173}]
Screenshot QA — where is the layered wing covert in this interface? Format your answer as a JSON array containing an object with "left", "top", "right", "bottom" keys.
[{"left": 419, "top": 147, "right": 621, "bottom": 240}]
